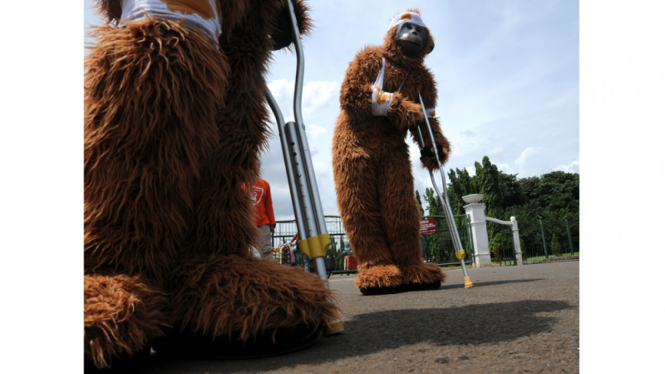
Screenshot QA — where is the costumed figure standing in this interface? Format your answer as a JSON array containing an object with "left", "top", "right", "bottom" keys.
[
  {"left": 332, "top": 10, "right": 451, "bottom": 295},
  {"left": 84, "top": 0, "right": 338, "bottom": 369}
]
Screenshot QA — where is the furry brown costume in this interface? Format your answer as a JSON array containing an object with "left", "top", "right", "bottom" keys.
[
  {"left": 332, "top": 9, "right": 450, "bottom": 294},
  {"left": 84, "top": 0, "right": 338, "bottom": 369}
]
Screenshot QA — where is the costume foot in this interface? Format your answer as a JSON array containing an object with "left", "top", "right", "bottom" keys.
[
  {"left": 356, "top": 263, "right": 444, "bottom": 295},
  {"left": 399, "top": 262, "right": 446, "bottom": 291},
  {"left": 401, "top": 279, "right": 442, "bottom": 291},
  {"left": 154, "top": 323, "right": 322, "bottom": 359},
  {"left": 355, "top": 264, "right": 404, "bottom": 295},
  {"left": 84, "top": 274, "right": 168, "bottom": 370},
  {"left": 163, "top": 254, "right": 339, "bottom": 357},
  {"left": 358, "top": 284, "right": 404, "bottom": 295},
  {"left": 84, "top": 345, "right": 151, "bottom": 372}
]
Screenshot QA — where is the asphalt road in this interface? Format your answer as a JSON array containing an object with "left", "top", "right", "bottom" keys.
[{"left": 110, "top": 261, "right": 579, "bottom": 374}]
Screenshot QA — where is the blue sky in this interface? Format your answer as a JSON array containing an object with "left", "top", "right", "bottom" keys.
[{"left": 84, "top": 0, "right": 579, "bottom": 220}]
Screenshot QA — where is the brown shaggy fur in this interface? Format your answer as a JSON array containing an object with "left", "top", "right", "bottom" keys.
[
  {"left": 169, "top": 255, "right": 338, "bottom": 340},
  {"left": 332, "top": 10, "right": 448, "bottom": 290},
  {"left": 84, "top": 17, "right": 227, "bottom": 367},
  {"left": 166, "top": 0, "right": 337, "bottom": 337},
  {"left": 84, "top": 274, "right": 169, "bottom": 368},
  {"left": 84, "top": 1, "right": 335, "bottom": 369}
]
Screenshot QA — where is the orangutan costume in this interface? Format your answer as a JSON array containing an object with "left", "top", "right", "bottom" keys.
[
  {"left": 332, "top": 10, "right": 450, "bottom": 295},
  {"left": 84, "top": 0, "right": 338, "bottom": 369}
]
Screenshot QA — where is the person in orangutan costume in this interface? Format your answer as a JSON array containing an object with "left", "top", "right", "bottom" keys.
[
  {"left": 84, "top": 0, "right": 339, "bottom": 369},
  {"left": 333, "top": 9, "right": 450, "bottom": 295}
]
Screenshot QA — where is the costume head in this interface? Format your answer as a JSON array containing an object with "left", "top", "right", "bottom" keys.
[{"left": 384, "top": 10, "right": 435, "bottom": 61}]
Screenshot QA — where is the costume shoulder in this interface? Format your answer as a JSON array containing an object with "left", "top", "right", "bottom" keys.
[
  {"left": 418, "top": 66, "right": 438, "bottom": 107},
  {"left": 344, "top": 45, "right": 384, "bottom": 85},
  {"left": 350, "top": 45, "right": 383, "bottom": 68}
]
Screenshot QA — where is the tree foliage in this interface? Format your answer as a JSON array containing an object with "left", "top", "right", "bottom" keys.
[
  {"left": 443, "top": 156, "right": 578, "bottom": 218},
  {"left": 418, "top": 155, "right": 580, "bottom": 262}
]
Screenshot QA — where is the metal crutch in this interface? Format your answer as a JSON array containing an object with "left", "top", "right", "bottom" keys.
[
  {"left": 265, "top": 0, "right": 343, "bottom": 334},
  {"left": 415, "top": 93, "right": 473, "bottom": 288}
]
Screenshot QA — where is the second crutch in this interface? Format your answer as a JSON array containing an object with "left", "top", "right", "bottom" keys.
[{"left": 414, "top": 92, "right": 473, "bottom": 288}]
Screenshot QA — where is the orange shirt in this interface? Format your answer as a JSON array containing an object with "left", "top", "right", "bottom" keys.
[{"left": 248, "top": 179, "right": 276, "bottom": 226}]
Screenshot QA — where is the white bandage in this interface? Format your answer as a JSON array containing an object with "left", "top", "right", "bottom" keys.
[
  {"left": 120, "top": 0, "right": 222, "bottom": 44},
  {"left": 425, "top": 108, "right": 436, "bottom": 118},
  {"left": 372, "top": 85, "right": 393, "bottom": 116},
  {"left": 388, "top": 12, "right": 427, "bottom": 32},
  {"left": 371, "top": 57, "right": 393, "bottom": 116}
]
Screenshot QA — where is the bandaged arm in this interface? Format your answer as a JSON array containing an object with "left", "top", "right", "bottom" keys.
[{"left": 340, "top": 53, "right": 424, "bottom": 131}]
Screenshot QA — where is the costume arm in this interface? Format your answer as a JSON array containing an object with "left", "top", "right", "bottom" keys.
[
  {"left": 339, "top": 51, "right": 382, "bottom": 117},
  {"left": 386, "top": 92, "right": 426, "bottom": 132},
  {"left": 340, "top": 50, "right": 423, "bottom": 131}
]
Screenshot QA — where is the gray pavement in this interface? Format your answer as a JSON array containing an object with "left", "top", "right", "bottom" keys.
[{"left": 122, "top": 261, "right": 579, "bottom": 373}]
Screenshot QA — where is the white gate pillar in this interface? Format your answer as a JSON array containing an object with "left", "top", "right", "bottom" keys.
[
  {"left": 511, "top": 216, "right": 523, "bottom": 265},
  {"left": 462, "top": 194, "right": 492, "bottom": 268}
]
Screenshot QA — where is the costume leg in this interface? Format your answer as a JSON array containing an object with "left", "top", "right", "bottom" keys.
[
  {"left": 159, "top": 86, "right": 339, "bottom": 358},
  {"left": 332, "top": 123, "right": 403, "bottom": 292},
  {"left": 377, "top": 140, "right": 446, "bottom": 289},
  {"left": 84, "top": 19, "right": 227, "bottom": 368},
  {"left": 157, "top": 254, "right": 338, "bottom": 357}
]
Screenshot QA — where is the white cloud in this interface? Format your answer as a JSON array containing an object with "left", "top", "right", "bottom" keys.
[
  {"left": 302, "top": 81, "right": 340, "bottom": 118},
  {"left": 554, "top": 159, "right": 579, "bottom": 174},
  {"left": 487, "top": 147, "right": 505, "bottom": 158},
  {"left": 515, "top": 146, "right": 545, "bottom": 177},
  {"left": 267, "top": 79, "right": 339, "bottom": 122},
  {"left": 495, "top": 163, "right": 513, "bottom": 173},
  {"left": 308, "top": 124, "right": 327, "bottom": 137}
]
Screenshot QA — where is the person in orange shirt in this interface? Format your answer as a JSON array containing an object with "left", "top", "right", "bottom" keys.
[{"left": 249, "top": 179, "right": 277, "bottom": 260}]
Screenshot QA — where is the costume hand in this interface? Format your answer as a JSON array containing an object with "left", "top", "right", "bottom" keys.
[
  {"left": 420, "top": 143, "right": 446, "bottom": 160},
  {"left": 420, "top": 143, "right": 448, "bottom": 170}
]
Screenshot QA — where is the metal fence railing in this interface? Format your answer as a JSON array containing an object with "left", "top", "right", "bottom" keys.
[
  {"left": 272, "top": 214, "right": 579, "bottom": 272},
  {"left": 485, "top": 220, "right": 516, "bottom": 266},
  {"left": 421, "top": 215, "right": 474, "bottom": 267},
  {"left": 273, "top": 216, "right": 352, "bottom": 274},
  {"left": 516, "top": 215, "right": 579, "bottom": 262}
]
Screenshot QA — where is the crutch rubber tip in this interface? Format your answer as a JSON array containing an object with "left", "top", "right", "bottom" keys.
[
  {"left": 323, "top": 319, "right": 344, "bottom": 336},
  {"left": 464, "top": 277, "right": 474, "bottom": 288}
]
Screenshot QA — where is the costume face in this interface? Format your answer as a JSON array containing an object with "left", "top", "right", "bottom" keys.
[{"left": 394, "top": 22, "right": 428, "bottom": 56}]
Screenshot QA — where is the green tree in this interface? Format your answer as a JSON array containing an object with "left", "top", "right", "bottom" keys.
[
  {"left": 490, "top": 233, "right": 502, "bottom": 262},
  {"left": 474, "top": 156, "right": 504, "bottom": 216},
  {"left": 420, "top": 155, "right": 580, "bottom": 263},
  {"left": 551, "top": 233, "right": 562, "bottom": 256},
  {"left": 447, "top": 167, "right": 477, "bottom": 215},
  {"left": 415, "top": 190, "right": 425, "bottom": 217},
  {"left": 498, "top": 172, "right": 524, "bottom": 209},
  {"left": 424, "top": 187, "right": 443, "bottom": 216},
  {"left": 536, "top": 171, "right": 579, "bottom": 213},
  {"left": 423, "top": 187, "right": 446, "bottom": 262}
]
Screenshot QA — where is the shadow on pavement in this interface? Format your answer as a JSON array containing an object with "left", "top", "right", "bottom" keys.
[{"left": 104, "top": 299, "right": 571, "bottom": 374}]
